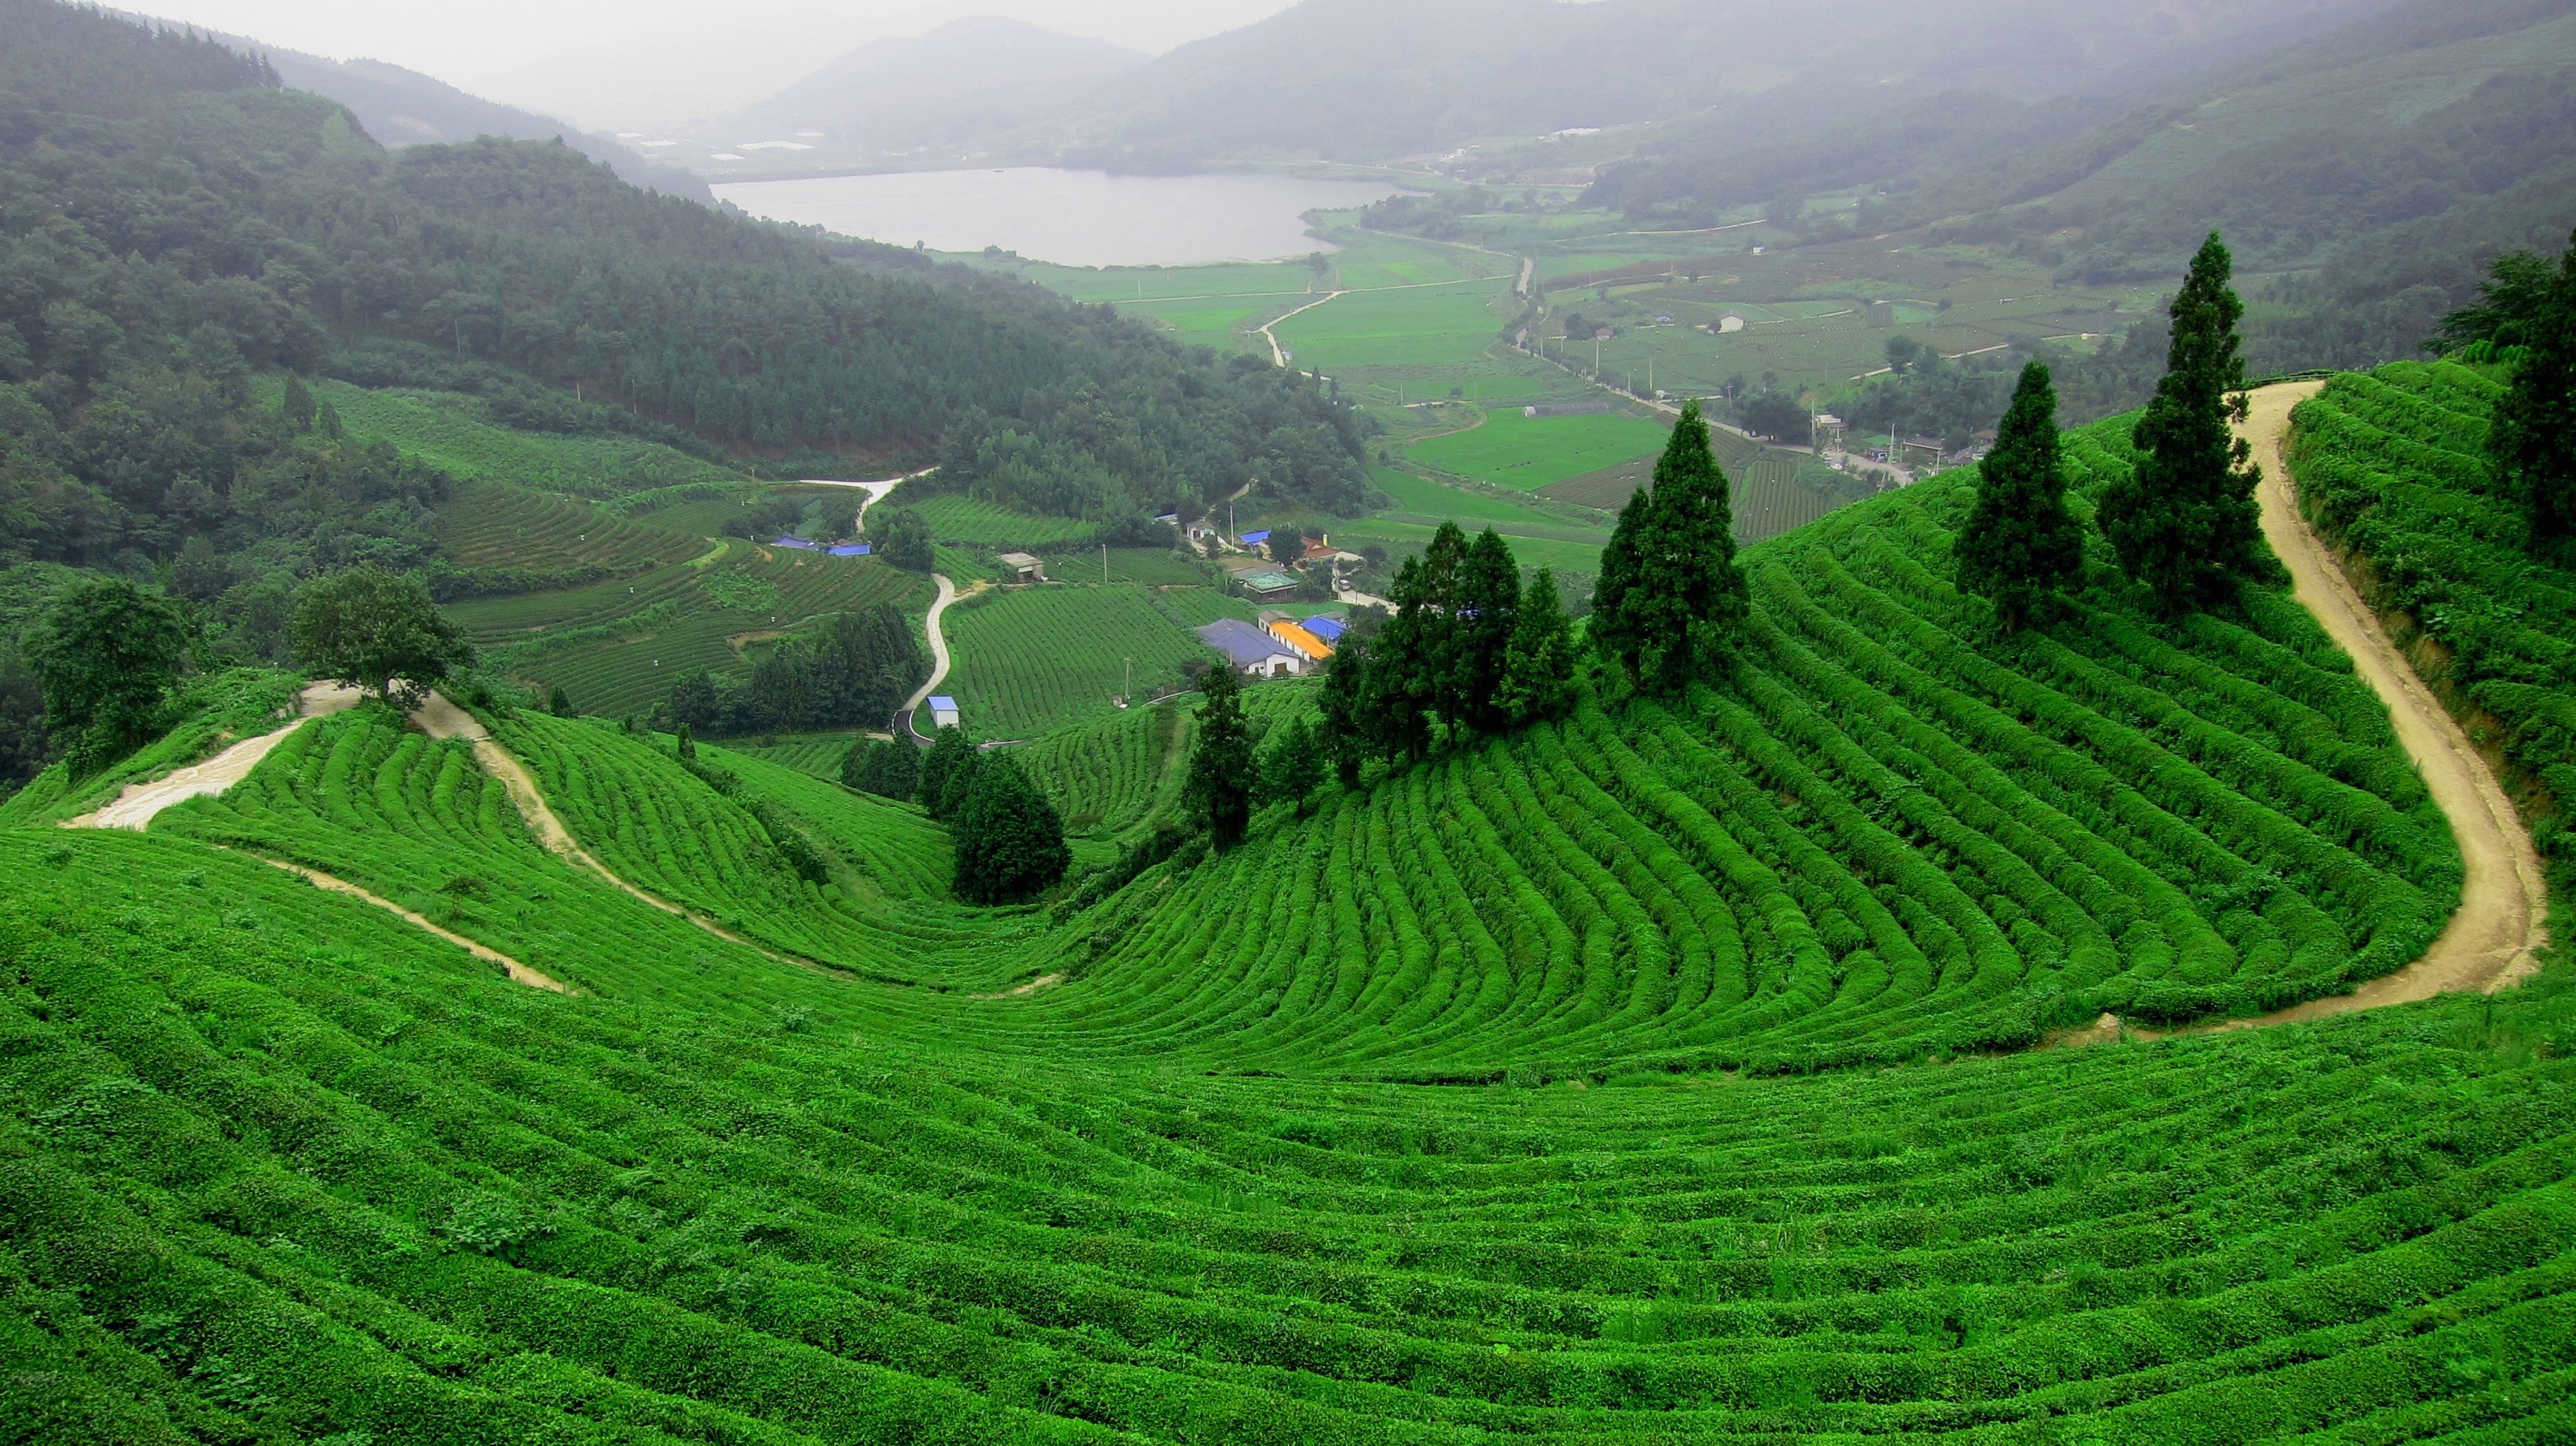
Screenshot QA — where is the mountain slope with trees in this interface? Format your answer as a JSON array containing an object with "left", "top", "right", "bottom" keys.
[
  {"left": 1592, "top": 0, "right": 2576, "bottom": 372},
  {"left": 0, "top": 0, "right": 1372, "bottom": 568}
]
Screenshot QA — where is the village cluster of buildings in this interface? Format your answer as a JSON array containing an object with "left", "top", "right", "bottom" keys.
[
  {"left": 917, "top": 520, "right": 1367, "bottom": 734},
  {"left": 1195, "top": 611, "right": 1347, "bottom": 679}
]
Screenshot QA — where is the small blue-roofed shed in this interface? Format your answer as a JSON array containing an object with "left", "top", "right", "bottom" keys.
[{"left": 927, "top": 695, "right": 961, "bottom": 729}]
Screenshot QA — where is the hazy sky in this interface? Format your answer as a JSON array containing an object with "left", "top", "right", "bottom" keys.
[{"left": 131, "top": 1, "right": 1298, "bottom": 131}]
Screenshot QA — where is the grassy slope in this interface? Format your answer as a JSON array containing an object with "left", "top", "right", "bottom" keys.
[
  {"left": 9, "top": 381, "right": 2571, "bottom": 1440},
  {"left": 292, "top": 378, "right": 749, "bottom": 498}
]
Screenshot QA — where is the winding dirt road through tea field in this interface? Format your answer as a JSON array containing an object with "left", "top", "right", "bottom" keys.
[{"left": 2229, "top": 379, "right": 2546, "bottom": 1020}]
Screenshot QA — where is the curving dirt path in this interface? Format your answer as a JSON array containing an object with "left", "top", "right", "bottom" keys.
[
  {"left": 409, "top": 693, "right": 836, "bottom": 974},
  {"left": 1260, "top": 291, "right": 1344, "bottom": 369},
  {"left": 67, "top": 681, "right": 364, "bottom": 830},
  {"left": 2068, "top": 383, "right": 2547, "bottom": 1046},
  {"left": 245, "top": 852, "right": 573, "bottom": 993},
  {"left": 898, "top": 573, "right": 965, "bottom": 742},
  {"left": 2230, "top": 381, "right": 2547, "bottom": 1018}
]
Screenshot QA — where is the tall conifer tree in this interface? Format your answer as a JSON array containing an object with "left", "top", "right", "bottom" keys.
[
  {"left": 2099, "top": 232, "right": 2278, "bottom": 613},
  {"left": 1659, "top": 400, "right": 1748, "bottom": 691},
  {"left": 1186, "top": 664, "right": 1257, "bottom": 849},
  {"left": 1590, "top": 486, "right": 1650, "bottom": 680},
  {"left": 1454, "top": 527, "right": 1522, "bottom": 734},
  {"left": 1955, "top": 362, "right": 2085, "bottom": 631},
  {"left": 1316, "top": 623, "right": 1373, "bottom": 787},
  {"left": 1497, "top": 567, "right": 1579, "bottom": 727},
  {"left": 1594, "top": 400, "right": 1746, "bottom": 695},
  {"left": 2489, "top": 229, "right": 2576, "bottom": 546}
]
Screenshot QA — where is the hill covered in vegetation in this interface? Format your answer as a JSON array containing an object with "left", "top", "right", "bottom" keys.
[
  {"left": 6, "top": 4, "right": 2575, "bottom": 1440},
  {"left": 0, "top": 0, "right": 1373, "bottom": 567},
  {"left": 4, "top": 355, "right": 2570, "bottom": 1436}
]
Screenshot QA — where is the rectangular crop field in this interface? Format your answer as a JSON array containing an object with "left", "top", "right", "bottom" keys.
[
  {"left": 1368, "top": 467, "right": 1614, "bottom": 530},
  {"left": 941, "top": 582, "right": 1213, "bottom": 739},
  {"left": 1271, "top": 283, "right": 1512, "bottom": 374},
  {"left": 1403, "top": 407, "right": 1672, "bottom": 491},
  {"left": 910, "top": 494, "right": 1099, "bottom": 549}
]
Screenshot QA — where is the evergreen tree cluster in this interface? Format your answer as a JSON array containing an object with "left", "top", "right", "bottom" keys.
[
  {"left": 840, "top": 736, "right": 922, "bottom": 801},
  {"left": 1591, "top": 401, "right": 1748, "bottom": 697},
  {"left": 1316, "top": 523, "right": 1579, "bottom": 779},
  {"left": 1184, "top": 665, "right": 1258, "bottom": 852},
  {"left": 2097, "top": 233, "right": 2284, "bottom": 615},
  {"left": 918, "top": 726, "right": 1069, "bottom": 904},
  {"left": 664, "top": 604, "right": 924, "bottom": 737}
]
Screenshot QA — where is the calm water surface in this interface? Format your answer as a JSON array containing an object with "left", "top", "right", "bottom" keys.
[{"left": 711, "top": 168, "right": 1411, "bottom": 268}]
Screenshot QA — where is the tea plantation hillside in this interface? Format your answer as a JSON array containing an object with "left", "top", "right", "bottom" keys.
[
  {"left": 6, "top": 818, "right": 2572, "bottom": 1444},
  {"left": 2291, "top": 359, "right": 2576, "bottom": 895},
  {"left": 12, "top": 366, "right": 2574, "bottom": 1439},
  {"left": 1009, "top": 413, "right": 2467, "bottom": 1075}
]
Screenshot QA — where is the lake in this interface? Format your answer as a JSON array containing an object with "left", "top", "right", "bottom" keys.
[{"left": 710, "top": 168, "right": 1412, "bottom": 268}]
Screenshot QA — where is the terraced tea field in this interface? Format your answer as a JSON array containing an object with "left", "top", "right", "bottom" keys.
[
  {"left": 7, "top": 368, "right": 2570, "bottom": 1443},
  {"left": 1544, "top": 425, "right": 1850, "bottom": 543},
  {"left": 941, "top": 583, "right": 1213, "bottom": 739},
  {"left": 458, "top": 546, "right": 926, "bottom": 717},
  {"left": 2288, "top": 361, "right": 2574, "bottom": 892}
]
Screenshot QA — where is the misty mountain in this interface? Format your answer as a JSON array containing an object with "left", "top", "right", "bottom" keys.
[
  {"left": 972, "top": 0, "right": 2401, "bottom": 169},
  {"left": 117, "top": 9, "right": 713, "bottom": 204},
  {"left": 715, "top": 17, "right": 1145, "bottom": 158},
  {"left": 1590, "top": 0, "right": 2576, "bottom": 370}
]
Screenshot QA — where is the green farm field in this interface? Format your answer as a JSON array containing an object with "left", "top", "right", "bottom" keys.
[
  {"left": 283, "top": 378, "right": 751, "bottom": 498},
  {"left": 1270, "top": 280, "right": 1512, "bottom": 374},
  {"left": 940, "top": 582, "right": 1213, "bottom": 739},
  {"left": 909, "top": 494, "right": 1104, "bottom": 550},
  {"left": 1367, "top": 466, "right": 1612, "bottom": 532},
  {"left": 455, "top": 544, "right": 926, "bottom": 718},
  {"left": 1402, "top": 405, "right": 1671, "bottom": 491},
  {"left": 16, "top": 371, "right": 2575, "bottom": 1441}
]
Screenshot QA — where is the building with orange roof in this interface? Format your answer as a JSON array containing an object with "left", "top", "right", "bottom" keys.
[{"left": 1265, "top": 619, "right": 1334, "bottom": 664}]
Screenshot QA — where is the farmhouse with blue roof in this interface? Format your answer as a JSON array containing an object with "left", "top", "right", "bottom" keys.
[{"left": 1195, "top": 619, "right": 1303, "bottom": 679}]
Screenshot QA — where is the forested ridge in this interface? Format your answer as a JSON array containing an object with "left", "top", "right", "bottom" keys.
[{"left": 0, "top": 0, "right": 1371, "bottom": 568}]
